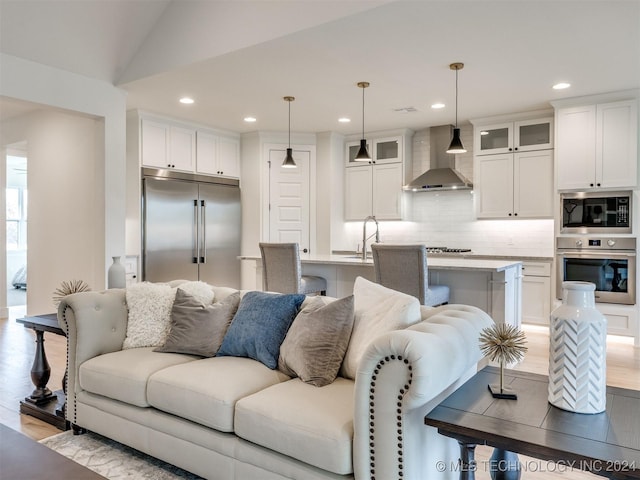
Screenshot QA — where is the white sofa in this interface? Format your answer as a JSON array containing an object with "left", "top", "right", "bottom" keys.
[{"left": 58, "top": 279, "right": 493, "bottom": 480}]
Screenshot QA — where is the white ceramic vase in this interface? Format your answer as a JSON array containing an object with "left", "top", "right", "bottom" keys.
[
  {"left": 548, "top": 281, "right": 607, "bottom": 414},
  {"left": 108, "top": 256, "right": 126, "bottom": 289}
]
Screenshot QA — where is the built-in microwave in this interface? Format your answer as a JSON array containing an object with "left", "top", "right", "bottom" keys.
[{"left": 560, "top": 191, "right": 632, "bottom": 234}]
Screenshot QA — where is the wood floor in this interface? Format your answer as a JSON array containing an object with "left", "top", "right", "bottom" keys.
[{"left": 1, "top": 306, "right": 638, "bottom": 478}]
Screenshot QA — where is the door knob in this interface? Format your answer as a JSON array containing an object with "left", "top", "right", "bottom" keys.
[{"left": 303, "top": 248, "right": 308, "bottom": 253}]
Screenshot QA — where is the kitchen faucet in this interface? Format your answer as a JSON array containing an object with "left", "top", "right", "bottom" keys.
[{"left": 362, "top": 215, "right": 380, "bottom": 260}]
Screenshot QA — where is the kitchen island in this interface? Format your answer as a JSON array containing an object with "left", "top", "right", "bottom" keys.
[{"left": 240, "top": 253, "right": 522, "bottom": 326}]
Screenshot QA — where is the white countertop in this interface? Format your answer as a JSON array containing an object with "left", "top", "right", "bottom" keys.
[{"left": 240, "top": 253, "right": 522, "bottom": 272}]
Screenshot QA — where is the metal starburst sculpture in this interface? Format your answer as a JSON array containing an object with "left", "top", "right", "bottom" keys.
[
  {"left": 479, "top": 323, "right": 527, "bottom": 399},
  {"left": 52, "top": 279, "right": 91, "bottom": 307}
]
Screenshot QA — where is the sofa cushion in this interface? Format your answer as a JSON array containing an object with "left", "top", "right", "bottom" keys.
[
  {"left": 147, "top": 356, "right": 290, "bottom": 432},
  {"left": 123, "top": 282, "right": 176, "bottom": 349},
  {"left": 217, "top": 291, "right": 305, "bottom": 369},
  {"left": 340, "top": 276, "right": 421, "bottom": 379},
  {"left": 79, "top": 347, "right": 196, "bottom": 407},
  {"left": 235, "top": 377, "right": 355, "bottom": 475},
  {"left": 278, "top": 295, "right": 354, "bottom": 387},
  {"left": 154, "top": 290, "right": 241, "bottom": 357}
]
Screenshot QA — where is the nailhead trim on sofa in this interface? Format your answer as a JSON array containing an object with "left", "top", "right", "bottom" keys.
[{"left": 368, "top": 354, "right": 412, "bottom": 480}]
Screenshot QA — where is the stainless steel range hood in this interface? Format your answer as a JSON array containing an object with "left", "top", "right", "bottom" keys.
[{"left": 404, "top": 125, "right": 473, "bottom": 191}]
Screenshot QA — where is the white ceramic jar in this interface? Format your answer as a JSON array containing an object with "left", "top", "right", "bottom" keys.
[
  {"left": 108, "top": 256, "right": 126, "bottom": 289},
  {"left": 548, "top": 281, "right": 607, "bottom": 414}
]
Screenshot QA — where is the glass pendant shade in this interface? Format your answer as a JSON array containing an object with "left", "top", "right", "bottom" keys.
[
  {"left": 355, "top": 139, "right": 371, "bottom": 161},
  {"left": 282, "top": 148, "right": 296, "bottom": 168},
  {"left": 446, "top": 127, "right": 467, "bottom": 153}
]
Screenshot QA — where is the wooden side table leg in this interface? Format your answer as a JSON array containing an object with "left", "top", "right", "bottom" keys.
[
  {"left": 24, "top": 330, "right": 56, "bottom": 405},
  {"left": 458, "top": 441, "right": 477, "bottom": 480}
]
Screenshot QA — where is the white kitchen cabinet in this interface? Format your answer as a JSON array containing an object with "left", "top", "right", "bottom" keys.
[
  {"left": 345, "top": 135, "right": 402, "bottom": 167},
  {"left": 474, "top": 117, "right": 553, "bottom": 155},
  {"left": 141, "top": 119, "right": 196, "bottom": 171},
  {"left": 344, "top": 165, "right": 372, "bottom": 220},
  {"left": 521, "top": 261, "right": 551, "bottom": 325},
  {"left": 344, "top": 162, "right": 403, "bottom": 220},
  {"left": 344, "top": 130, "right": 412, "bottom": 221},
  {"left": 476, "top": 150, "right": 553, "bottom": 218},
  {"left": 196, "top": 131, "right": 240, "bottom": 178},
  {"left": 556, "top": 99, "right": 638, "bottom": 190}
]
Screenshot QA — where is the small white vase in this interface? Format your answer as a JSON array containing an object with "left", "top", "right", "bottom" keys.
[
  {"left": 108, "top": 256, "right": 126, "bottom": 289},
  {"left": 548, "top": 281, "right": 607, "bottom": 414}
]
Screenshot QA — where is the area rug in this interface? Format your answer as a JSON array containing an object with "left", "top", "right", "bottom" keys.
[{"left": 40, "top": 430, "right": 204, "bottom": 479}]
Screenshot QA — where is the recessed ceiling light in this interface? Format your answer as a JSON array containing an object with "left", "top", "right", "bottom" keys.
[
  {"left": 338, "top": 117, "right": 351, "bottom": 123},
  {"left": 244, "top": 116, "right": 257, "bottom": 123},
  {"left": 179, "top": 97, "right": 194, "bottom": 104},
  {"left": 431, "top": 103, "right": 445, "bottom": 109},
  {"left": 553, "top": 82, "right": 571, "bottom": 90}
]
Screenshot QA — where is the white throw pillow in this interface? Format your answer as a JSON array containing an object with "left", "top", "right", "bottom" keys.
[
  {"left": 340, "top": 276, "right": 421, "bottom": 379},
  {"left": 123, "top": 282, "right": 177, "bottom": 349},
  {"left": 176, "top": 280, "right": 215, "bottom": 305}
]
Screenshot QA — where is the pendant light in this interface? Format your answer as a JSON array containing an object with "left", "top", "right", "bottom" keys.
[
  {"left": 446, "top": 62, "right": 467, "bottom": 154},
  {"left": 282, "top": 96, "right": 297, "bottom": 168},
  {"left": 355, "top": 81, "right": 372, "bottom": 161}
]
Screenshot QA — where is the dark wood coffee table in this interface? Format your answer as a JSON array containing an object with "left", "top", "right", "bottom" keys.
[
  {"left": 425, "top": 366, "right": 640, "bottom": 479},
  {"left": 0, "top": 424, "right": 105, "bottom": 479}
]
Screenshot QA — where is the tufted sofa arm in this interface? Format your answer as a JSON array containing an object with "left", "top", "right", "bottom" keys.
[
  {"left": 58, "top": 289, "right": 129, "bottom": 424},
  {"left": 353, "top": 304, "right": 493, "bottom": 480}
]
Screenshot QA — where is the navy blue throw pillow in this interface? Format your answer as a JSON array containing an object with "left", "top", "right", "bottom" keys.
[{"left": 217, "top": 291, "right": 305, "bottom": 369}]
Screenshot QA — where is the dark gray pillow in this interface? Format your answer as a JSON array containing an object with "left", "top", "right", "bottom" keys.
[
  {"left": 154, "top": 289, "right": 240, "bottom": 357},
  {"left": 278, "top": 295, "right": 355, "bottom": 387}
]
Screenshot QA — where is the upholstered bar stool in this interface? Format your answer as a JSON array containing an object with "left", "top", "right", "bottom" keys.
[
  {"left": 259, "top": 242, "right": 327, "bottom": 295},
  {"left": 371, "top": 243, "right": 450, "bottom": 307}
]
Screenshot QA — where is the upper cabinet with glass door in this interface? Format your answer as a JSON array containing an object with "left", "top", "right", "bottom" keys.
[
  {"left": 474, "top": 117, "right": 553, "bottom": 155},
  {"left": 345, "top": 135, "right": 402, "bottom": 166}
]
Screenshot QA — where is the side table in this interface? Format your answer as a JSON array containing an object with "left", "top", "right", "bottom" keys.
[
  {"left": 425, "top": 366, "right": 640, "bottom": 480},
  {"left": 17, "top": 313, "right": 69, "bottom": 430}
]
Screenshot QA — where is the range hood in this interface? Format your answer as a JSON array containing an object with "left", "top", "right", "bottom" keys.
[{"left": 404, "top": 125, "right": 473, "bottom": 191}]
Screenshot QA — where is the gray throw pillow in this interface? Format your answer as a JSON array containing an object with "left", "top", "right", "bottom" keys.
[
  {"left": 278, "top": 295, "right": 355, "bottom": 387},
  {"left": 154, "top": 289, "right": 240, "bottom": 357}
]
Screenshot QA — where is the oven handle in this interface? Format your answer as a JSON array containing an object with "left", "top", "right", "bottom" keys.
[{"left": 557, "top": 251, "right": 636, "bottom": 260}]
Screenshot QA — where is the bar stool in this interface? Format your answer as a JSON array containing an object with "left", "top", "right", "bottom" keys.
[
  {"left": 371, "top": 243, "right": 449, "bottom": 306},
  {"left": 259, "top": 242, "right": 327, "bottom": 295}
]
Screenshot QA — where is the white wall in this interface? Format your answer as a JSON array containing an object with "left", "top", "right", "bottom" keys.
[
  {"left": 1, "top": 110, "right": 106, "bottom": 314},
  {"left": 0, "top": 53, "right": 127, "bottom": 315},
  {"left": 316, "top": 131, "right": 344, "bottom": 255}
]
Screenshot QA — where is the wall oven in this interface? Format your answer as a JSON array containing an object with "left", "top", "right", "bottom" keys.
[
  {"left": 560, "top": 191, "right": 632, "bottom": 234},
  {"left": 556, "top": 236, "right": 636, "bottom": 305}
]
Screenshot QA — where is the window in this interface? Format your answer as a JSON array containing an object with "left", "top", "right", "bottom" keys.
[{"left": 6, "top": 187, "right": 27, "bottom": 250}]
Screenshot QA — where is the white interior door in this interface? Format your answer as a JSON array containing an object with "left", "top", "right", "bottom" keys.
[{"left": 268, "top": 148, "right": 311, "bottom": 252}]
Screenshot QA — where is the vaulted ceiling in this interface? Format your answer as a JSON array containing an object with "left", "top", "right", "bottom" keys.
[{"left": 1, "top": 0, "right": 639, "bottom": 134}]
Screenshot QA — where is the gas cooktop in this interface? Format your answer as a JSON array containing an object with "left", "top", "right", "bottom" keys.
[{"left": 426, "top": 247, "right": 472, "bottom": 254}]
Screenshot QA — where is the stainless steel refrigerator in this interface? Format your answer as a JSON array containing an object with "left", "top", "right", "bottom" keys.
[{"left": 142, "top": 169, "right": 241, "bottom": 288}]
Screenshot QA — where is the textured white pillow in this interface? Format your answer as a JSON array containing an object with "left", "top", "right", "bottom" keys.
[
  {"left": 176, "top": 281, "right": 215, "bottom": 305},
  {"left": 340, "top": 276, "right": 421, "bottom": 379},
  {"left": 123, "top": 282, "right": 177, "bottom": 349}
]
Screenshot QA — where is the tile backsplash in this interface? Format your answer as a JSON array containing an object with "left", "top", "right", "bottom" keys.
[{"left": 342, "top": 190, "right": 554, "bottom": 257}]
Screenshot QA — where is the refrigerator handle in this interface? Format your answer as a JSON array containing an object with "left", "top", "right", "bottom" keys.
[
  {"left": 193, "top": 200, "right": 199, "bottom": 263},
  {"left": 200, "top": 200, "right": 207, "bottom": 264}
]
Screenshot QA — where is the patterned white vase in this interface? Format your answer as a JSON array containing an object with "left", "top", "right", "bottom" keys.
[{"left": 548, "top": 281, "right": 607, "bottom": 414}]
